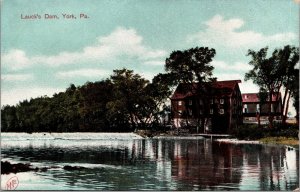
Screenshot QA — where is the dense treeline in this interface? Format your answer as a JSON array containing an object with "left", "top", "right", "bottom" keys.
[{"left": 1, "top": 69, "right": 172, "bottom": 132}]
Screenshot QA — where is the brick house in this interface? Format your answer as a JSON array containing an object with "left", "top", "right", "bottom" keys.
[
  {"left": 242, "top": 93, "right": 283, "bottom": 122},
  {"left": 170, "top": 80, "right": 243, "bottom": 134}
]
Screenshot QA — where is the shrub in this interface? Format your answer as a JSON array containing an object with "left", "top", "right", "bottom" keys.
[{"left": 231, "top": 123, "right": 299, "bottom": 140}]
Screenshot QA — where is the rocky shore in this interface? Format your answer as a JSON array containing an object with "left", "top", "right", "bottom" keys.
[{"left": 1, "top": 161, "right": 87, "bottom": 174}]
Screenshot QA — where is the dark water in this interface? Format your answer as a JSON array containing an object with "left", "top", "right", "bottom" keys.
[{"left": 1, "top": 134, "right": 299, "bottom": 190}]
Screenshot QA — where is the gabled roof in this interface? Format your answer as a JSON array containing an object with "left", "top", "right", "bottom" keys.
[
  {"left": 242, "top": 93, "right": 281, "bottom": 103},
  {"left": 171, "top": 80, "right": 241, "bottom": 100}
]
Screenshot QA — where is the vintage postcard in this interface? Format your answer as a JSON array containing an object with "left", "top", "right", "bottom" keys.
[{"left": 1, "top": 0, "right": 299, "bottom": 191}]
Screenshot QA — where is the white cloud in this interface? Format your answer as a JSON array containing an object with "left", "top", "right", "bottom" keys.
[
  {"left": 239, "top": 80, "right": 260, "bottom": 93},
  {"left": 215, "top": 73, "right": 243, "bottom": 81},
  {"left": 212, "top": 59, "right": 256, "bottom": 93},
  {"left": 215, "top": 72, "right": 259, "bottom": 93},
  {"left": 211, "top": 60, "right": 252, "bottom": 72},
  {"left": 1, "top": 74, "right": 34, "bottom": 81},
  {"left": 138, "top": 71, "right": 156, "bottom": 81},
  {"left": 2, "top": 49, "right": 31, "bottom": 70},
  {"left": 55, "top": 68, "right": 110, "bottom": 79},
  {"left": 143, "top": 60, "right": 165, "bottom": 66},
  {"left": 1, "top": 87, "right": 64, "bottom": 106},
  {"left": 2, "top": 27, "right": 167, "bottom": 70},
  {"left": 187, "top": 15, "right": 296, "bottom": 48}
]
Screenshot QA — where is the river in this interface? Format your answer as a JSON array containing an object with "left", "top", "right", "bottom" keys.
[{"left": 1, "top": 133, "right": 299, "bottom": 190}]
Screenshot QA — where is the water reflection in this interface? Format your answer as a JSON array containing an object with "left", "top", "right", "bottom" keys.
[{"left": 1, "top": 137, "right": 299, "bottom": 190}]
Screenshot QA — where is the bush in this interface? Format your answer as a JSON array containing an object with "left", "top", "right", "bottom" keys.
[{"left": 231, "top": 123, "right": 299, "bottom": 140}]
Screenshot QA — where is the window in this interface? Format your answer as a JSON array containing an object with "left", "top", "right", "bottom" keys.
[
  {"left": 178, "top": 101, "right": 182, "bottom": 106},
  {"left": 219, "top": 109, "right": 224, "bottom": 114},
  {"left": 210, "top": 109, "right": 213, "bottom": 114},
  {"left": 178, "top": 110, "right": 182, "bottom": 116},
  {"left": 189, "top": 100, "right": 192, "bottom": 105},
  {"left": 189, "top": 109, "right": 193, "bottom": 116},
  {"left": 199, "top": 99, "right": 203, "bottom": 105},
  {"left": 243, "top": 104, "right": 248, "bottom": 113},
  {"left": 245, "top": 95, "right": 248, "bottom": 99},
  {"left": 220, "top": 99, "right": 224, "bottom": 104},
  {"left": 200, "top": 109, "right": 203, "bottom": 114},
  {"left": 256, "top": 104, "right": 260, "bottom": 112},
  {"left": 210, "top": 99, "right": 213, "bottom": 104},
  {"left": 271, "top": 104, "right": 274, "bottom": 112}
]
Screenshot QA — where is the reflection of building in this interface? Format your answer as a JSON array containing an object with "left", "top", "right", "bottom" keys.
[
  {"left": 242, "top": 93, "right": 282, "bottom": 123},
  {"left": 171, "top": 141, "right": 243, "bottom": 190},
  {"left": 170, "top": 80, "right": 243, "bottom": 133}
]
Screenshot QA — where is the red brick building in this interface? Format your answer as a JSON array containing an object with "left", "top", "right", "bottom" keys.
[
  {"left": 242, "top": 93, "right": 283, "bottom": 122},
  {"left": 170, "top": 80, "right": 243, "bottom": 134}
]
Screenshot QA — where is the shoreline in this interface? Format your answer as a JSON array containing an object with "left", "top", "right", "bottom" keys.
[{"left": 2, "top": 131, "right": 298, "bottom": 147}]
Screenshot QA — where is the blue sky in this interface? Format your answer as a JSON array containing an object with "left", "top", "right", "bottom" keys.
[{"left": 1, "top": 0, "right": 299, "bottom": 106}]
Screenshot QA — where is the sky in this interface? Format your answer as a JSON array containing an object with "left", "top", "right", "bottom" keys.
[{"left": 1, "top": 0, "right": 299, "bottom": 107}]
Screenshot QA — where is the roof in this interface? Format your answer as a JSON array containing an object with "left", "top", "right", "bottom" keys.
[
  {"left": 242, "top": 93, "right": 281, "bottom": 103},
  {"left": 171, "top": 80, "right": 241, "bottom": 100}
]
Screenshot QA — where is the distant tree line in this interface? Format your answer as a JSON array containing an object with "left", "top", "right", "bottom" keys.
[
  {"left": 1, "top": 69, "right": 173, "bottom": 132},
  {"left": 1, "top": 46, "right": 217, "bottom": 133}
]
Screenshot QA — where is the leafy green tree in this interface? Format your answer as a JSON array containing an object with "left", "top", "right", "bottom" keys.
[
  {"left": 165, "top": 47, "right": 216, "bottom": 83},
  {"left": 1, "top": 105, "right": 18, "bottom": 131},
  {"left": 278, "top": 46, "right": 299, "bottom": 124},
  {"left": 79, "top": 80, "right": 113, "bottom": 131},
  {"left": 290, "top": 69, "right": 299, "bottom": 124},
  {"left": 245, "top": 45, "right": 299, "bottom": 128},
  {"left": 107, "top": 69, "right": 151, "bottom": 130}
]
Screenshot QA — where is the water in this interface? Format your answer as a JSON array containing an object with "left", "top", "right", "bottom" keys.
[{"left": 1, "top": 133, "right": 299, "bottom": 190}]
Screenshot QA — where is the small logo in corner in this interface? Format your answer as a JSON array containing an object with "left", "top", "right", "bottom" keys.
[{"left": 5, "top": 176, "right": 19, "bottom": 190}]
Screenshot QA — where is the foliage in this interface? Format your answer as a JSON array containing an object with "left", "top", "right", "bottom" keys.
[
  {"left": 245, "top": 45, "right": 299, "bottom": 128},
  {"left": 1, "top": 68, "right": 172, "bottom": 132},
  {"left": 165, "top": 47, "right": 216, "bottom": 83},
  {"left": 163, "top": 47, "right": 217, "bottom": 131},
  {"left": 231, "top": 123, "right": 299, "bottom": 140}
]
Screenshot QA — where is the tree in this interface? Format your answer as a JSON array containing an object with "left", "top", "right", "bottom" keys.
[
  {"left": 245, "top": 45, "right": 299, "bottom": 128},
  {"left": 165, "top": 47, "right": 216, "bottom": 83},
  {"left": 278, "top": 46, "right": 299, "bottom": 124},
  {"left": 107, "top": 68, "right": 153, "bottom": 130},
  {"left": 290, "top": 69, "right": 299, "bottom": 124},
  {"left": 164, "top": 47, "right": 217, "bottom": 132}
]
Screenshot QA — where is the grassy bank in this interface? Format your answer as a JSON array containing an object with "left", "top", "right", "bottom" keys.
[
  {"left": 230, "top": 123, "right": 299, "bottom": 146},
  {"left": 259, "top": 137, "right": 299, "bottom": 146}
]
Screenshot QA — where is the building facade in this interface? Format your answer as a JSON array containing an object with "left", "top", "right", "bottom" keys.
[
  {"left": 242, "top": 93, "right": 283, "bottom": 123},
  {"left": 170, "top": 80, "right": 243, "bottom": 134}
]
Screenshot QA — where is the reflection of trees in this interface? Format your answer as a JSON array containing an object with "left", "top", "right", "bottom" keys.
[{"left": 239, "top": 144, "right": 298, "bottom": 191}]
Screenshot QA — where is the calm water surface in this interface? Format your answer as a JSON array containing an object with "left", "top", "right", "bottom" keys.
[{"left": 1, "top": 133, "right": 299, "bottom": 190}]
